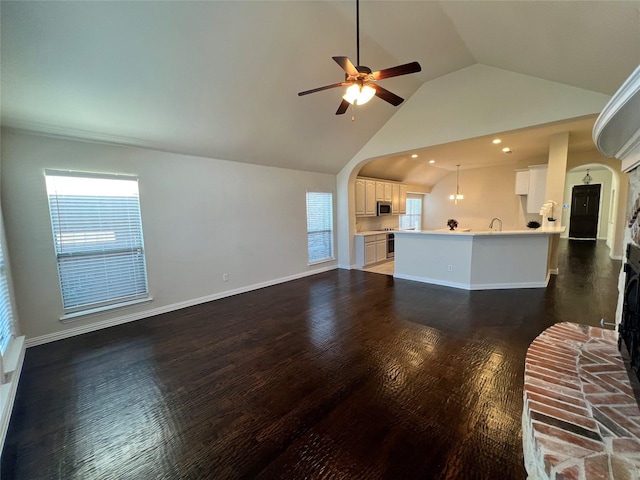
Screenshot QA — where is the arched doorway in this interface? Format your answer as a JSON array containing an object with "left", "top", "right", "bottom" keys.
[{"left": 564, "top": 154, "right": 627, "bottom": 259}]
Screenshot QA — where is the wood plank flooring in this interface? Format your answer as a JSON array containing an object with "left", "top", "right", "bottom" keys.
[{"left": 1, "top": 239, "right": 621, "bottom": 479}]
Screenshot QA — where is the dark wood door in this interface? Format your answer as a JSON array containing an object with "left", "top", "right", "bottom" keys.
[{"left": 569, "top": 184, "right": 601, "bottom": 239}]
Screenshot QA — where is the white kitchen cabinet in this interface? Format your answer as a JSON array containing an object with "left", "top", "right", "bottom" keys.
[
  {"left": 376, "top": 237, "right": 387, "bottom": 262},
  {"left": 392, "top": 183, "right": 400, "bottom": 214},
  {"left": 384, "top": 183, "right": 392, "bottom": 202},
  {"left": 365, "top": 241, "right": 376, "bottom": 265},
  {"left": 399, "top": 184, "right": 407, "bottom": 214},
  {"left": 515, "top": 170, "right": 529, "bottom": 195},
  {"left": 375, "top": 181, "right": 385, "bottom": 201},
  {"left": 526, "top": 165, "right": 548, "bottom": 214},
  {"left": 365, "top": 180, "right": 376, "bottom": 216},
  {"left": 355, "top": 178, "right": 365, "bottom": 216},
  {"left": 355, "top": 233, "right": 389, "bottom": 267}
]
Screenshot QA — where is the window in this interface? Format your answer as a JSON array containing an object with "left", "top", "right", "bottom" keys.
[
  {"left": 399, "top": 195, "right": 423, "bottom": 230},
  {"left": 45, "top": 170, "right": 149, "bottom": 316},
  {"left": 0, "top": 233, "right": 14, "bottom": 354},
  {"left": 306, "top": 191, "right": 334, "bottom": 264}
]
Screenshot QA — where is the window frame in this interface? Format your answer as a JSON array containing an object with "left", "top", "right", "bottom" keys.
[
  {"left": 45, "top": 169, "right": 151, "bottom": 319},
  {"left": 399, "top": 194, "right": 423, "bottom": 230},
  {"left": 306, "top": 190, "right": 335, "bottom": 265}
]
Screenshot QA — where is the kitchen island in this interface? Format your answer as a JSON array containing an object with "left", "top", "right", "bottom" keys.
[{"left": 393, "top": 227, "right": 564, "bottom": 290}]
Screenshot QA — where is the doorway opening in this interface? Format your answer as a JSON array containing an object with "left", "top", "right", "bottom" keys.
[{"left": 569, "top": 184, "right": 601, "bottom": 239}]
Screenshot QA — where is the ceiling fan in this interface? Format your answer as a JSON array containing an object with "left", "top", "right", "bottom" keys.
[{"left": 298, "top": 0, "right": 422, "bottom": 115}]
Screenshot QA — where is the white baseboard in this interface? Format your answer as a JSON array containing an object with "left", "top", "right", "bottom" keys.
[
  {"left": 26, "top": 266, "right": 337, "bottom": 348},
  {"left": 393, "top": 273, "right": 548, "bottom": 290}
]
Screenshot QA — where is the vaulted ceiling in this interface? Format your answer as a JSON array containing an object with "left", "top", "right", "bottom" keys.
[{"left": 2, "top": 1, "right": 639, "bottom": 178}]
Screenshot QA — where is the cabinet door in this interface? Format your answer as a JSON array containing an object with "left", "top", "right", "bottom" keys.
[
  {"left": 384, "top": 183, "right": 392, "bottom": 202},
  {"left": 376, "top": 240, "right": 387, "bottom": 262},
  {"left": 365, "top": 180, "right": 376, "bottom": 216},
  {"left": 365, "top": 242, "right": 376, "bottom": 265},
  {"left": 399, "top": 184, "right": 407, "bottom": 214},
  {"left": 375, "top": 182, "right": 385, "bottom": 201},
  {"left": 355, "top": 179, "right": 365, "bottom": 216},
  {"left": 527, "top": 166, "right": 548, "bottom": 214},
  {"left": 392, "top": 184, "right": 400, "bottom": 214},
  {"left": 515, "top": 170, "right": 529, "bottom": 195}
]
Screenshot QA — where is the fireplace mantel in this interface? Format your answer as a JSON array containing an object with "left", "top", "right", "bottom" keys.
[{"left": 593, "top": 65, "right": 640, "bottom": 173}]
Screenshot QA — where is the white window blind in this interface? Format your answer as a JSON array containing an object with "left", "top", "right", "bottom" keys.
[
  {"left": 399, "top": 196, "right": 423, "bottom": 230},
  {"left": 306, "top": 191, "right": 334, "bottom": 263},
  {"left": 0, "top": 235, "right": 14, "bottom": 354},
  {"left": 45, "top": 170, "right": 149, "bottom": 314}
]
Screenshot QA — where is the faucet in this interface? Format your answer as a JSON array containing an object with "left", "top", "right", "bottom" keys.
[{"left": 489, "top": 217, "right": 502, "bottom": 231}]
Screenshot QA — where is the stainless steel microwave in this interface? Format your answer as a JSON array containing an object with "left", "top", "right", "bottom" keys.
[{"left": 377, "top": 201, "right": 392, "bottom": 216}]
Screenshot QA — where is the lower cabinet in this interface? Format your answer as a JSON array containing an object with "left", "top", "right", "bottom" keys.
[{"left": 356, "top": 234, "right": 389, "bottom": 267}]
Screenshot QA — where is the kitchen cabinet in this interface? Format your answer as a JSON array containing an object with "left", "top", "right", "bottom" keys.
[
  {"left": 355, "top": 178, "right": 377, "bottom": 216},
  {"left": 392, "top": 183, "right": 400, "bottom": 214},
  {"left": 376, "top": 237, "right": 387, "bottom": 262},
  {"left": 399, "top": 184, "right": 407, "bottom": 214},
  {"left": 356, "top": 177, "right": 407, "bottom": 217},
  {"left": 514, "top": 166, "right": 548, "bottom": 214},
  {"left": 365, "top": 180, "right": 376, "bottom": 216},
  {"left": 384, "top": 183, "right": 392, "bottom": 202},
  {"left": 355, "top": 233, "right": 389, "bottom": 267},
  {"left": 526, "top": 165, "right": 548, "bottom": 214},
  {"left": 515, "top": 170, "right": 529, "bottom": 195},
  {"left": 354, "top": 179, "right": 365, "bottom": 216}
]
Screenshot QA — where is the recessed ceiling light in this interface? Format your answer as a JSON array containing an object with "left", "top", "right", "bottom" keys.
[
  {"left": 411, "top": 154, "right": 418, "bottom": 158},
  {"left": 429, "top": 160, "right": 435, "bottom": 164},
  {"left": 502, "top": 147, "right": 513, "bottom": 154},
  {"left": 492, "top": 139, "right": 502, "bottom": 144}
]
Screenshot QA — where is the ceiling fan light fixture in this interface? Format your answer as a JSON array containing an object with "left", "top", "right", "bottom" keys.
[{"left": 343, "top": 84, "right": 376, "bottom": 105}]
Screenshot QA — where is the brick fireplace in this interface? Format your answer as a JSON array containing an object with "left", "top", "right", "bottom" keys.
[{"left": 522, "top": 322, "right": 640, "bottom": 479}]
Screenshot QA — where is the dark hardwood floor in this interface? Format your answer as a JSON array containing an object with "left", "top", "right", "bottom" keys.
[{"left": 2, "top": 239, "right": 621, "bottom": 479}]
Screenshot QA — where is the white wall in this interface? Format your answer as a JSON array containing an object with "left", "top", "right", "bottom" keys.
[
  {"left": 423, "top": 164, "right": 531, "bottom": 232},
  {"left": 1, "top": 130, "right": 337, "bottom": 342}
]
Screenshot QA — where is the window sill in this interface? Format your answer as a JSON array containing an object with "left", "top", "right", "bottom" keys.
[
  {"left": 308, "top": 257, "right": 336, "bottom": 267},
  {"left": 60, "top": 296, "right": 153, "bottom": 323}
]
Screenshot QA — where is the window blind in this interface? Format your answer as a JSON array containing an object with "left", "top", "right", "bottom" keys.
[
  {"left": 0, "top": 236, "right": 14, "bottom": 354},
  {"left": 45, "top": 171, "right": 149, "bottom": 313},
  {"left": 306, "top": 191, "right": 334, "bottom": 263},
  {"left": 399, "top": 197, "right": 423, "bottom": 230}
]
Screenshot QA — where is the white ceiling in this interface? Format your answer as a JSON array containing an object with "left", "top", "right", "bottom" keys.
[
  {"left": 359, "top": 115, "right": 598, "bottom": 186},
  {"left": 2, "top": 1, "right": 639, "bottom": 180}
]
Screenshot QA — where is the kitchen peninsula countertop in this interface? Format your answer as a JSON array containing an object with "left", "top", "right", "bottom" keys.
[
  {"left": 393, "top": 226, "right": 564, "bottom": 290},
  {"left": 394, "top": 226, "right": 565, "bottom": 236}
]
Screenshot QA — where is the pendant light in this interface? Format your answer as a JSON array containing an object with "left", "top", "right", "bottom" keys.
[
  {"left": 582, "top": 169, "right": 592, "bottom": 184},
  {"left": 449, "top": 164, "right": 464, "bottom": 204}
]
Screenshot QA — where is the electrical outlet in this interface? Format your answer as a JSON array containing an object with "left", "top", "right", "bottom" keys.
[
  {"left": 223, "top": 273, "right": 229, "bottom": 282},
  {"left": 447, "top": 265, "right": 453, "bottom": 272}
]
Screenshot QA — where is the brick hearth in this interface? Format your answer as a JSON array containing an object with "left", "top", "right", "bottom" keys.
[{"left": 523, "top": 322, "right": 640, "bottom": 479}]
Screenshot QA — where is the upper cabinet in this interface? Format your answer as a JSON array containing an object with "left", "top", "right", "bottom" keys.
[
  {"left": 515, "top": 170, "right": 530, "bottom": 195},
  {"left": 355, "top": 177, "right": 407, "bottom": 217},
  {"left": 526, "top": 166, "right": 548, "bottom": 214},
  {"left": 515, "top": 166, "right": 548, "bottom": 214},
  {"left": 392, "top": 184, "right": 400, "bottom": 214},
  {"left": 365, "top": 180, "right": 376, "bottom": 216}
]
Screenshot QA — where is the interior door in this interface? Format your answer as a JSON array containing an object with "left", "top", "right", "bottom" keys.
[{"left": 569, "top": 184, "right": 601, "bottom": 239}]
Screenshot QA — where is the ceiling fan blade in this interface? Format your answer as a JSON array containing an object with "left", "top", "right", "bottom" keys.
[
  {"left": 372, "top": 85, "right": 404, "bottom": 106},
  {"left": 372, "top": 61, "right": 422, "bottom": 81},
  {"left": 333, "top": 56, "right": 359, "bottom": 76},
  {"left": 336, "top": 99, "right": 350, "bottom": 115},
  {"left": 298, "top": 82, "right": 347, "bottom": 96}
]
